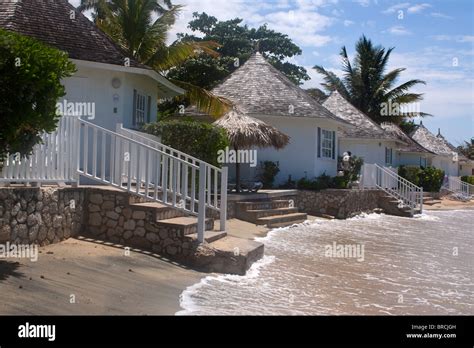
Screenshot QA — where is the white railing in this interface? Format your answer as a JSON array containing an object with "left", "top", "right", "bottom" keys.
[
  {"left": 362, "top": 163, "right": 423, "bottom": 215},
  {"left": 444, "top": 176, "right": 473, "bottom": 198},
  {"left": 79, "top": 119, "right": 227, "bottom": 240},
  {"left": 0, "top": 116, "right": 77, "bottom": 184},
  {"left": 0, "top": 117, "right": 227, "bottom": 242}
]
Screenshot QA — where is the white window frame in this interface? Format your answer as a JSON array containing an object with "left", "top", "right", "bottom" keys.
[
  {"left": 385, "top": 147, "right": 393, "bottom": 165},
  {"left": 321, "top": 129, "right": 334, "bottom": 159},
  {"left": 135, "top": 92, "right": 146, "bottom": 126}
]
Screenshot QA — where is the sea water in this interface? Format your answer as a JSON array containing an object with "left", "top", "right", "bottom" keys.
[{"left": 177, "top": 210, "right": 474, "bottom": 315}]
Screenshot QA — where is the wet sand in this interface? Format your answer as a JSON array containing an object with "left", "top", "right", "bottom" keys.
[
  {"left": 425, "top": 197, "right": 474, "bottom": 211},
  {"left": 179, "top": 209, "right": 474, "bottom": 315},
  {"left": 0, "top": 238, "right": 202, "bottom": 315}
]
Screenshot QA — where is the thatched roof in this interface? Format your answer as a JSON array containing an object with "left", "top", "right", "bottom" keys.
[
  {"left": 323, "top": 91, "right": 396, "bottom": 140},
  {"left": 380, "top": 123, "right": 434, "bottom": 155},
  {"left": 0, "top": 0, "right": 145, "bottom": 68},
  {"left": 410, "top": 124, "right": 455, "bottom": 156},
  {"left": 209, "top": 53, "right": 348, "bottom": 124},
  {"left": 214, "top": 109, "right": 290, "bottom": 149}
]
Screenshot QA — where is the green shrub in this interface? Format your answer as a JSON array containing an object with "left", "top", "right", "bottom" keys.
[
  {"left": 461, "top": 176, "right": 474, "bottom": 185},
  {"left": 296, "top": 173, "right": 347, "bottom": 190},
  {"left": 399, "top": 166, "right": 444, "bottom": 192},
  {"left": 398, "top": 165, "right": 422, "bottom": 186},
  {"left": 419, "top": 167, "right": 445, "bottom": 192},
  {"left": 144, "top": 120, "right": 229, "bottom": 167},
  {"left": 0, "top": 29, "right": 76, "bottom": 161},
  {"left": 257, "top": 161, "right": 280, "bottom": 188}
]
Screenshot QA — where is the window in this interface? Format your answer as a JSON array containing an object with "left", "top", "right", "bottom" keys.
[
  {"left": 133, "top": 90, "right": 150, "bottom": 127},
  {"left": 318, "top": 128, "right": 335, "bottom": 159},
  {"left": 385, "top": 147, "right": 393, "bottom": 165}
]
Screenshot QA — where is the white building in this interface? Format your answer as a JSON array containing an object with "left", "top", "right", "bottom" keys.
[
  {"left": 204, "top": 53, "right": 351, "bottom": 185},
  {"left": 410, "top": 124, "right": 460, "bottom": 176}
]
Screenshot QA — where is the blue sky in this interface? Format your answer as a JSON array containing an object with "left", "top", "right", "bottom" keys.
[{"left": 70, "top": 0, "right": 473, "bottom": 146}]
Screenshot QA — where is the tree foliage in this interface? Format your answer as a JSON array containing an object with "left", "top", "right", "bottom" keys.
[
  {"left": 79, "top": 1, "right": 231, "bottom": 117},
  {"left": 143, "top": 120, "right": 229, "bottom": 166},
  {"left": 167, "top": 12, "right": 310, "bottom": 89},
  {"left": 0, "top": 29, "right": 76, "bottom": 161},
  {"left": 457, "top": 140, "right": 474, "bottom": 160},
  {"left": 314, "top": 35, "right": 428, "bottom": 124}
]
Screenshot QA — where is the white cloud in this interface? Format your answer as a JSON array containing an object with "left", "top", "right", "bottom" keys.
[
  {"left": 344, "top": 20, "right": 355, "bottom": 26},
  {"left": 432, "top": 35, "right": 474, "bottom": 43},
  {"left": 353, "top": 0, "right": 371, "bottom": 7},
  {"left": 387, "top": 25, "right": 412, "bottom": 35},
  {"left": 430, "top": 12, "right": 453, "bottom": 20},
  {"left": 382, "top": 2, "right": 410, "bottom": 14},
  {"left": 382, "top": 2, "right": 431, "bottom": 15},
  {"left": 407, "top": 3, "right": 431, "bottom": 13}
]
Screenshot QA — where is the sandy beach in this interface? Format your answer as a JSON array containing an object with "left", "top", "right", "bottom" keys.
[
  {"left": 0, "top": 238, "right": 203, "bottom": 315},
  {"left": 0, "top": 200, "right": 471, "bottom": 315},
  {"left": 0, "top": 218, "right": 273, "bottom": 315}
]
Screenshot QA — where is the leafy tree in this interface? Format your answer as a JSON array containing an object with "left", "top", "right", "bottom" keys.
[
  {"left": 306, "top": 88, "right": 328, "bottom": 103},
  {"left": 314, "top": 35, "right": 428, "bottom": 124},
  {"left": 144, "top": 120, "right": 229, "bottom": 166},
  {"left": 0, "top": 29, "right": 76, "bottom": 162},
  {"left": 399, "top": 119, "right": 418, "bottom": 135},
  {"left": 167, "top": 12, "right": 310, "bottom": 90},
  {"left": 457, "top": 140, "right": 474, "bottom": 160},
  {"left": 78, "top": 0, "right": 231, "bottom": 117}
]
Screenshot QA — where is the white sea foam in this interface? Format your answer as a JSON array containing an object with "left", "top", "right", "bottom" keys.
[
  {"left": 176, "top": 209, "right": 474, "bottom": 315},
  {"left": 176, "top": 255, "right": 275, "bottom": 315}
]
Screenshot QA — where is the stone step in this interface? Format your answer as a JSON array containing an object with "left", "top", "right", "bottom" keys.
[
  {"left": 129, "top": 202, "right": 186, "bottom": 220},
  {"left": 256, "top": 212, "right": 308, "bottom": 227},
  {"left": 236, "top": 200, "right": 290, "bottom": 211},
  {"left": 196, "top": 236, "right": 264, "bottom": 275},
  {"left": 423, "top": 200, "right": 442, "bottom": 206},
  {"left": 240, "top": 207, "right": 299, "bottom": 219},
  {"left": 185, "top": 231, "right": 228, "bottom": 243},
  {"left": 155, "top": 216, "right": 214, "bottom": 236}
]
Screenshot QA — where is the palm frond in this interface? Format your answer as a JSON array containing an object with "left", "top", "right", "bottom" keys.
[
  {"left": 148, "top": 41, "right": 220, "bottom": 71},
  {"left": 170, "top": 80, "right": 233, "bottom": 118},
  {"left": 313, "top": 65, "right": 350, "bottom": 98}
]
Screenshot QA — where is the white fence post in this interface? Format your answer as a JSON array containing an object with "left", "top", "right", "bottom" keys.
[
  {"left": 197, "top": 162, "right": 207, "bottom": 243},
  {"left": 220, "top": 166, "right": 228, "bottom": 232}
]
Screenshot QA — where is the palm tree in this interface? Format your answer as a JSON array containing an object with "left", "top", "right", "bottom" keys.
[
  {"left": 314, "top": 35, "right": 428, "bottom": 124},
  {"left": 78, "top": 0, "right": 231, "bottom": 117}
]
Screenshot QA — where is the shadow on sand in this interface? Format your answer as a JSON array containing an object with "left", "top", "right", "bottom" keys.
[{"left": 0, "top": 260, "right": 23, "bottom": 281}]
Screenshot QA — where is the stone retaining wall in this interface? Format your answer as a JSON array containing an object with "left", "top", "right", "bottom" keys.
[
  {"left": 295, "top": 189, "right": 384, "bottom": 219},
  {"left": 0, "top": 187, "right": 84, "bottom": 245},
  {"left": 82, "top": 188, "right": 207, "bottom": 259}
]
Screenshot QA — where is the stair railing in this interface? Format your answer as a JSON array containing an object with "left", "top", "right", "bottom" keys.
[{"left": 362, "top": 163, "right": 423, "bottom": 215}]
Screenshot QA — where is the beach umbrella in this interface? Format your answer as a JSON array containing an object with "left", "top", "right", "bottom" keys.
[{"left": 214, "top": 108, "right": 290, "bottom": 192}]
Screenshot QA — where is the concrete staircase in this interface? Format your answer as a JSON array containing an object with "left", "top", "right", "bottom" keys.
[
  {"left": 422, "top": 195, "right": 442, "bottom": 206},
  {"left": 378, "top": 195, "right": 422, "bottom": 217},
  {"left": 124, "top": 198, "right": 263, "bottom": 275},
  {"left": 128, "top": 201, "right": 227, "bottom": 243},
  {"left": 236, "top": 200, "right": 308, "bottom": 228}
]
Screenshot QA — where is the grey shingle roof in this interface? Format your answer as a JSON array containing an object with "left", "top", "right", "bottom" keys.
[
  {"left": 323, "top": 91, "right": 397, "bottom": 140},
  {"left": 380, "top": 123, "right": 434, "bottom": 154},
  {"left": 210, "top": 53, "right": 346, "bottom": 123},
  {"left": 0, "top": 0, "right": 146, "bottom": 68},
  {"left": 436, "top": 133, "right": 469, "bottom": 161},
  {"left": 410, "top": 125, "right": 454, "bottom": 156}
]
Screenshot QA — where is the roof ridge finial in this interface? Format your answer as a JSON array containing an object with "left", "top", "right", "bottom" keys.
[{"left": 254, "top": 40, "right": 261, "bottom": 54}]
